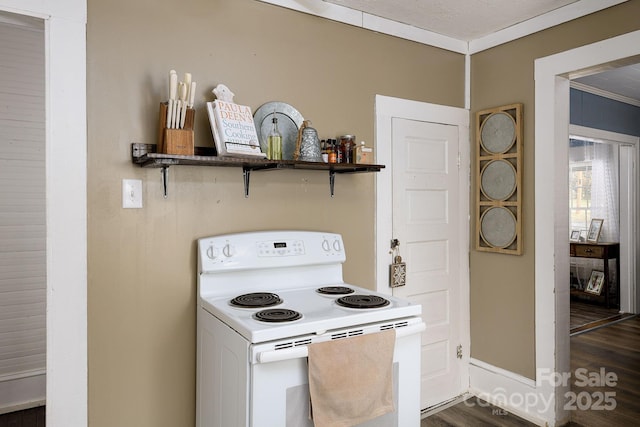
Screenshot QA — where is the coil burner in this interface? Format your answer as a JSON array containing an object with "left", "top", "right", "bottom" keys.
[
  {"left": 316, "top": 286, "right": 355, "bottom": 295},
  {"left": 336, "top": 294, "right": 390, "bottom": 309},
  {"left": 230, "top": 292, "right": 282, "bottom": 308},
  {"left": 253, "top": 308, "right": 303, "bottom": 323}
]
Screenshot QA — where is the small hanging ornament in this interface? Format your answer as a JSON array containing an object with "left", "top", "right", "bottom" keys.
[{"left": 389, "top": 239, "right": 407, "bottom": 288}]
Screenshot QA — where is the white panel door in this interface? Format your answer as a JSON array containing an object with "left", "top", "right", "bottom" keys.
[{"left": 391, "top": 118, "right": 464, "bottom": 409}]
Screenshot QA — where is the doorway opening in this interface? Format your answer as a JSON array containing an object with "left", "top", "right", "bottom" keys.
[
  {"left": 567, "top": 125, "right": 639, "bottom": 334},
  {"left": 0, "top": 11, "right": 46, "bottom": 415}
]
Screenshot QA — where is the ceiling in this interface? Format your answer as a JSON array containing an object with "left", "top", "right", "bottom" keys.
[
  {"left": 573, "top": 63, "right": 640, "bottom": 106},
  {"left": 322, "top": 0, "right": 640, "bottom": 104},
  {"left": 324, "top": 0, "right": 579, "bottom": 42}
]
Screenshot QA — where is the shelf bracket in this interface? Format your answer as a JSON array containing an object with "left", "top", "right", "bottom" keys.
[
  {"left": 161, "top": 167, "right": 169, "bottom": 199},
  {"left": 243, "top": 167, "right": 251, "bottom": 198},
  {"left": 329, "top": 170, "right": 336, "bottom": 198}
]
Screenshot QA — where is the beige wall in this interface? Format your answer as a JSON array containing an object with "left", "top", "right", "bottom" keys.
[
  {"left": 470, "top": 1, "right": 640, "bottom": 378},
  {"left": 86, "top": 0, "right": 464, "bottom": 425},
  {"left": 87, "top": 0, "right": 640, "bottom": 424}
]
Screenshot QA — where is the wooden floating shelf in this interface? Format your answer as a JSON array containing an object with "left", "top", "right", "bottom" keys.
[{"left": 131, "top": 143, "right": 385, "bottom": 198}]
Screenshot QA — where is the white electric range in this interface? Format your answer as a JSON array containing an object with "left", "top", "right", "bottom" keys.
[{"left": 196, "top": 230, "right": 425, "bottom": 427}]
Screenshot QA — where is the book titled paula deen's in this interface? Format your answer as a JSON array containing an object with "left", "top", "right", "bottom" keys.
[{"left": 207, "top": 99, "right": 266, "bottom": 158}]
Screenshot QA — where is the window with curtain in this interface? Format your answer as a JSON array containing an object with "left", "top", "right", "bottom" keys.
[
  {"left": 569, "top": 138, "right": 620, "bottom": 242},
  {"left": 569, "top": 137, "right": 620, "bottom": 289}
]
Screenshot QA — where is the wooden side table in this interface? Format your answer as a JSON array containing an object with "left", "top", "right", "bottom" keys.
[{"left": 570, "top": 242, "right": 620, "bottom": 308}]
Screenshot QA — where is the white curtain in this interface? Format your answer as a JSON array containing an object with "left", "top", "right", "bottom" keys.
[
  {"left": 591, "top": 142, "right": 619, "bottom": 242},
  {"left": 570, "top": 140, "right": 620, "bottom": 289}
]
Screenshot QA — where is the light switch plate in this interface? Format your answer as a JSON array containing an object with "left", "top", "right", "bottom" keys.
[{"left": 122, "top": 179, "right": 143, "bottom": 208}]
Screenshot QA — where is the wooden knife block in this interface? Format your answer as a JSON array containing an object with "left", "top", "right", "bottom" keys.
[{"left": 158, "top": 102, "right": 195, "bottom": 155}]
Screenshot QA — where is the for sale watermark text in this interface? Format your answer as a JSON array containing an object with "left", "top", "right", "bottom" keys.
[
  {"left": 538, "top": 367, "right": 618, "bottom": 411},
  {"left": 466, "top": 368, "right": 618, "bottom": 414}
]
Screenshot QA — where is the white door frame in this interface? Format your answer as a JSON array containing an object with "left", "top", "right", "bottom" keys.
[
  {"left": 374, "top": 94, "right": 471, "bottom": 398},
  {"left": 0, "top": 1, "right": 87, "bottom": 425},
  {"left": 535, "top": 30, "right": 640, "bottom": 426}
]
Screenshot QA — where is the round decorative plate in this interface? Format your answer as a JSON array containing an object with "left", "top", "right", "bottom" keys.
[
  {"left": 480, "top": 159, "right": 517, "bottom": 201},
  {"left": 253, "top": 101, "right": 304, "bottom": 160},
  {"left": 480, "top": 206, "right": 517, "bottom": 249},
  {"left": 480, "top": 112, "right": 516, "bottom": 154}
]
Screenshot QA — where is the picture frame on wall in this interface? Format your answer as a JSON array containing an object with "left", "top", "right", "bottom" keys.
[
  {"left": 585, "top": 270, "right": 605, "bottom": 295},
  {"left": 570, "top": 230, "right": 580, "bottom": 242},
  {"left": 587, "top": 218, "right": 604, "bottom": 243}
]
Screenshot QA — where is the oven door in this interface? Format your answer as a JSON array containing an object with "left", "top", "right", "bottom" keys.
[{"left": 249, "top": 318, "right": 425, "bottom": 427}]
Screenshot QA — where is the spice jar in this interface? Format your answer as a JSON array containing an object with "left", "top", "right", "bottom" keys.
[
  {"left": 332, "top": 139, "right": 342, "bottom": 163},
  {"left": 355, "top": 141, "right": 373, "bottom": 164},
  {"left": 327, "top": 139, "right": 337, "bottom": 163},
  {"left": 339, "top": 135, "right": 355, "bottom": 163}
]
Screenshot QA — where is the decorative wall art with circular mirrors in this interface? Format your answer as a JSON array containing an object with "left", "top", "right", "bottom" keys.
[{"left": 476, "top": 103, "right": 523, "bottom": 255}]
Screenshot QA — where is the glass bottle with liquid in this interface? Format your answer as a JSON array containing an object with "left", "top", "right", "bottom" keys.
[
  {"left": 340, "top": 135, "right": 355, "bottom": 163},
  {"left": 267, "top": 115, "right": 282, "bottom": 160},
  {"left": 327, "top": 139, "right": 337, "bottom": 163}
]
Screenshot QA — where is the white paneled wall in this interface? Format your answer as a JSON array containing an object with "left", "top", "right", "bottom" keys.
[{"left": 0, "top": 13, "right": 46, "bottom": 412}]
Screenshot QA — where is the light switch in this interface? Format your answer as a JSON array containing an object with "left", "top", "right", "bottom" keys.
[{"left": 122, "top": 179, "right": 143, "bottom": 208}]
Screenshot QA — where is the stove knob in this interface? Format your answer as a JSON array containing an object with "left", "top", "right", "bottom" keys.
[
  {"left": 206, "top": 245, "right": 219, "bottom": 260},
  {"left": 332, "top": 239, "right": 342, "bottom": 252},
  {"left": 321, "top": 239, "right": 331, "bottom": 252},
  {"left": 222, "top": 243, "right": 236, "bottom": 258}
]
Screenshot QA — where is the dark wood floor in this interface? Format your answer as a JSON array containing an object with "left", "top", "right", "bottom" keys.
[
  {"left": 423, "top": 314, "right": 640, "bottom": 426},
  {"left": 569, "top": 300, "right": 621, "bottom": 332},
  {"left": 0, "top": 406, "right": 44, "bottom": 427},
  {"left": 422, "top": 396, "right": 536, "bottom": 426},
  {"left": 570, "top": 314, "right": 640, "bottom": 426}
]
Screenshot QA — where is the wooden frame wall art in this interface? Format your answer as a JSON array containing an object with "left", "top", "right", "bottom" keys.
[{"left": 475, "top": 103, "right": 523, "bottom": 255}]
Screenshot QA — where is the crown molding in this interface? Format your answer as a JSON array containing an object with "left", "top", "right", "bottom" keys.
[
  {"left": 469, "top": 0, "right": 628, "bottom": 54},
  {"left": 571, "top": 81, "right": 640, "bottom": 107},
  {"left": 259, "top": 0, "right": 628, "bottom": 55}
]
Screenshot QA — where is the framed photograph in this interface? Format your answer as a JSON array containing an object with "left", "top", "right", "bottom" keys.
[
  {"left": 579, "top": 230, "right": 588, "bottom": 242},
  {"left": 570, "top": 230, "right": 580, "bottom": 242},
  {"left": 585, "top": 270, "right": 605, "bottom": 295},
  {"left": 587, "top": 218, "right": 604, "bottom": 243}
]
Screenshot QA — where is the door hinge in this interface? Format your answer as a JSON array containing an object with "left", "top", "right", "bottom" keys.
[{"left": 456, "top": 344, "right": 463, "bottom": 359}]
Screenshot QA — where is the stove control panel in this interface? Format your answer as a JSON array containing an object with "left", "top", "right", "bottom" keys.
[{"left": 198, "top": 231, "right": 347, "bottom": 273}]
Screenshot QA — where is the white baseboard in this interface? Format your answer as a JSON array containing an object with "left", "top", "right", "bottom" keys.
[
  {"left": 0, "top": 371, "right": 46, "bottom": 414},
  {"left": 469, "top": 358, "right": 550, "bottom": 426}
]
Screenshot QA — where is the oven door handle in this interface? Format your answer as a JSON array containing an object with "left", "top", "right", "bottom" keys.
[{"left": 256, "top": 322, "right": 426, "bottom": 364}]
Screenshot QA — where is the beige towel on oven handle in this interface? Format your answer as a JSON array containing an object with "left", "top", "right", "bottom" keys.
[{"left": 307, "top": 329, "right": 396, "bottom": 427}]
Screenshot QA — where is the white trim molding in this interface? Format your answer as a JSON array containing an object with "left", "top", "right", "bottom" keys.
[
  {"left": 0, "top": 372, "right": 46, "bottom": 415},
  {"left": 570, "top": 80, "right": 640, "bottom": 107},
  {"left": 257, "top": 0, "right": 628, "bottom": 55},
  {"left": 0, "top": 1, "right": 87, "bottom": 426},
  {"left": 256, "top": 0, "right": 467, "bottom": 53},
  {"left": 468, "top": 0, "right": 628, "bottom": 54},
  {"left": 469, "top": 359, "right": 546, "bottom": 426},
  {"left": 535, "top": 29, "right": 640, "bottom": 426}
]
